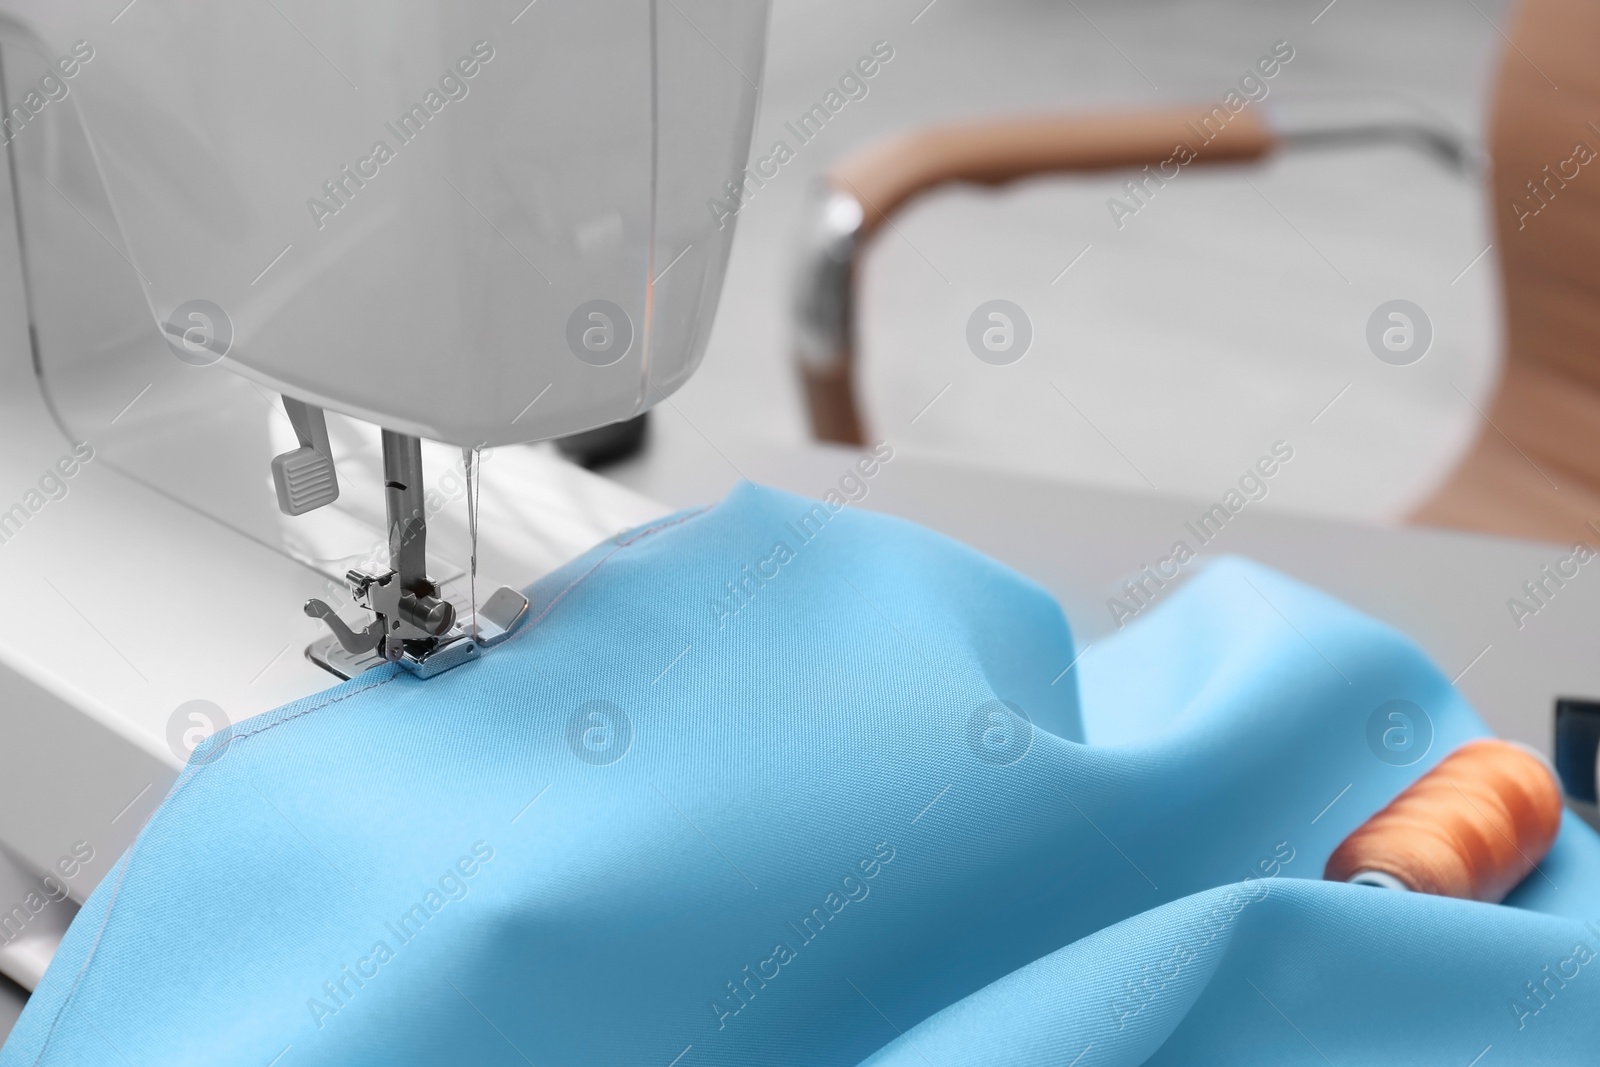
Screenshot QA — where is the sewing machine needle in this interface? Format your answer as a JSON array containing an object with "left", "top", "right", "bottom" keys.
[{"left": 464, "top": 445, "right": 481, "bottom": 644}]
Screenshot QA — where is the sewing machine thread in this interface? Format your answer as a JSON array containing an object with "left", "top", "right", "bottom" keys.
[{"left": 1324, "top": 739, "right": 1563, "bottom": 903}]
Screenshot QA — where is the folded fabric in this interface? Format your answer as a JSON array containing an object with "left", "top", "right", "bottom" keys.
[
  {"left": 860, "top": 875, "right": 1600, "bottom": 1066},
  {"left": 4, "top": 482, "right": 1597, "bottom": 1065}
]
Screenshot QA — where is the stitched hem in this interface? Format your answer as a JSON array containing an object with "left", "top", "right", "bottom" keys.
[{"left": 28, "top": 501, "right": 716, "bottom": 1065}]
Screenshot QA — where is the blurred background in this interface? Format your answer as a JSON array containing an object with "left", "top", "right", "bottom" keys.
[{"left": 625, "top": 0, "right": 1508, "bottom": 523}]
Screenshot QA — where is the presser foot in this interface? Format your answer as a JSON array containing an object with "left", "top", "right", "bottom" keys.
[
  {"left": 297, "top": 429, "right": 528, "bottom": 681},
  {"left": 305, "top": 583, "right": 530, "bottom": 681}
]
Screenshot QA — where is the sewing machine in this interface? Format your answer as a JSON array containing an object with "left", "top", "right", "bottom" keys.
[{"left": 0, "top": 0, "right": 768, "bottom": 990}]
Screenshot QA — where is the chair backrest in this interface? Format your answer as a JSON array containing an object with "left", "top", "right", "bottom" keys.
[
  {"left": 1494, "top": 0, "right": 1600, "bottom": 388},
  {"left": 1412, "top": 0, "right": 1600, "bottom": 543}
]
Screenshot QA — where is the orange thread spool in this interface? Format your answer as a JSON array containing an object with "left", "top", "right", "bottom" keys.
[{"left": 1324, "top": 739, "right": 1563, "bottom": 903}]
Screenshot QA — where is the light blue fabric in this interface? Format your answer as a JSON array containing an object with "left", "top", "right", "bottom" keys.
[{"left": 5, "top": 483, "right": 1599, "bottom": 1066}]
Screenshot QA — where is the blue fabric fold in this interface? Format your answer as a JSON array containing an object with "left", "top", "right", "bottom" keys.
[
  {"left": 4, "top": 483, "right": 1597, "bottom": 1066},
  {"left": 859, "top": 874, "right": 1600, "bottom": 1067}
]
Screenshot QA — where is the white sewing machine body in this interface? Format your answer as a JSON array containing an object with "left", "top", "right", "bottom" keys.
[{"left": 0, "top": 1, "right": 767, "bottom": 989}]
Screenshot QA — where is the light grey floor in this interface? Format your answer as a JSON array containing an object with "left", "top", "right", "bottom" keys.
[{"left": 663, "top": 0, "right": 1512, "bottom": 523}]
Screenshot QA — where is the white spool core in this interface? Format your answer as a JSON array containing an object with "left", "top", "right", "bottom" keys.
[{"left": 1347, "top": 870, "right": 1410, "bottom": 891}]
